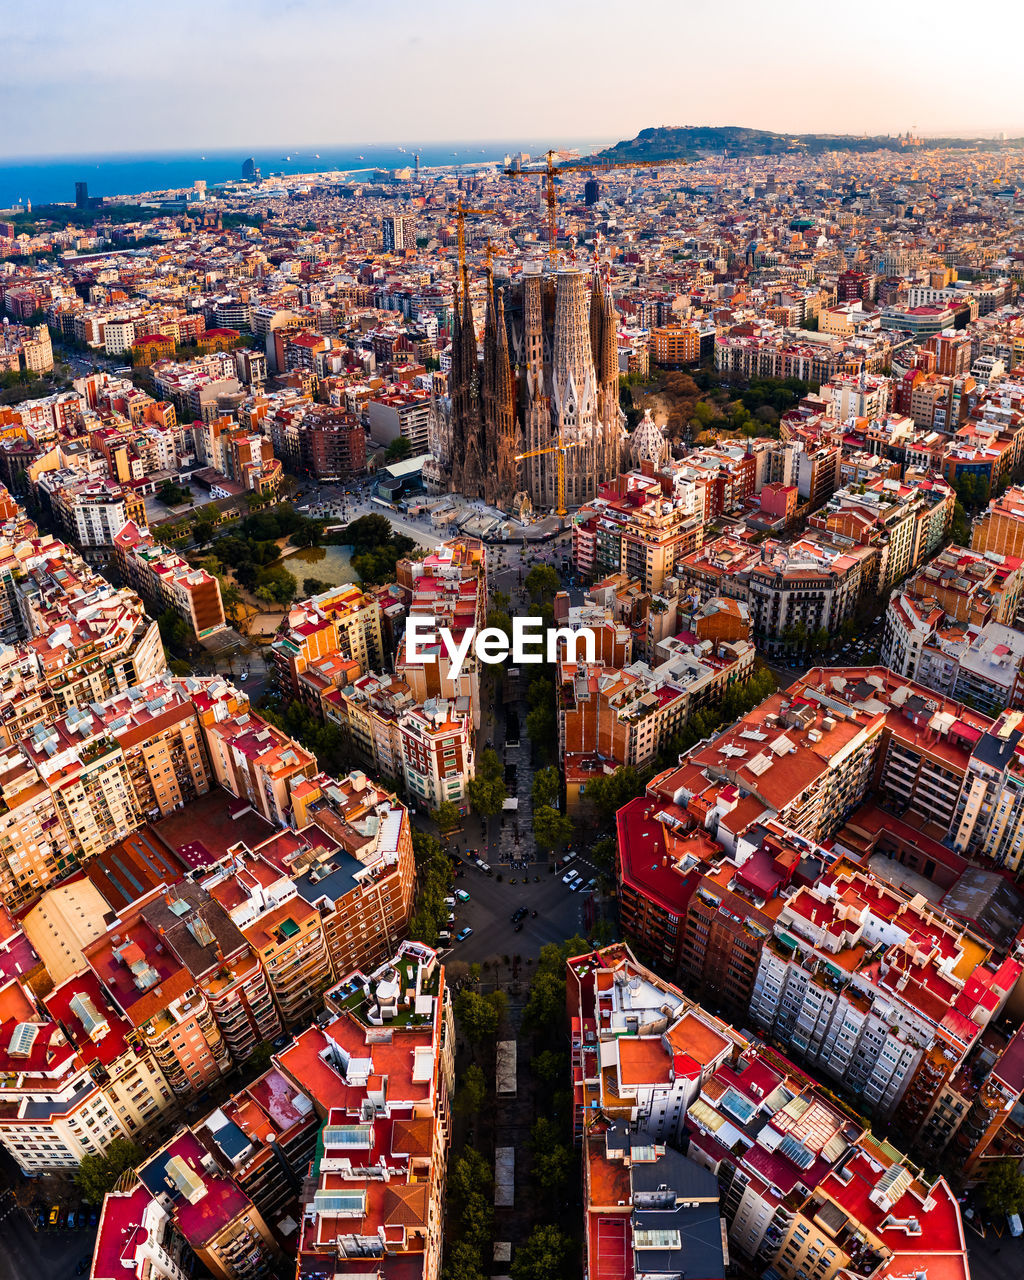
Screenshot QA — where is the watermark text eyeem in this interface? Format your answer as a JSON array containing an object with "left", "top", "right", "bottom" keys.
[{"left": 404, "top": 616, "right": 596, "bottom": 681}]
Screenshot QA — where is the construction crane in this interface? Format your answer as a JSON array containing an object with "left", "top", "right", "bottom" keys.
[
  {"left": 503, "top": 150, "right": 679, "bottom": 265},
  {"left": 450, "top": 198, "right": 498, "bottom": 300},
  {"left": 515, "top": 433, "right": 582, "bottom": 518}
]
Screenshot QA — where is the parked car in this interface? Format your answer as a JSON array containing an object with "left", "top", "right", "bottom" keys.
[
  {"left": 562, "top": 870, "right": 576, "bottom": 884},
  {"left": 66, "top": 1209, "right": 76, "bottom": 1229},
  {"left": 456, "top": 889, "right": 470, "bottom": 903},
  {"left": 456, "top": 927, "right": 473, "bottom": 942},
  {"left": 569, "top": 875, "right": 584, "bottom": 891}
]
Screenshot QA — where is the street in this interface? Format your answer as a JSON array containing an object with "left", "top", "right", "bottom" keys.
[
  {"left": 965, "top": 1220, "right": 1024, "bottom": 1280},
  {"left": 0, "top": 1194, "right": 96, "bottom": 1280},
  {"left": 443, "top": 856, "right": 600, "bottom": 965}
]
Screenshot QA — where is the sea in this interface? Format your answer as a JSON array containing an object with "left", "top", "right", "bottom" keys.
[{"left": 0, "top": 139, "right": 612, "bottom": 211}]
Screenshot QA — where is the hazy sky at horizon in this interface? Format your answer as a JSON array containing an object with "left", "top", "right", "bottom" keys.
[{"left": 5, "top": 0, "right": 1024, "bottom": 159}]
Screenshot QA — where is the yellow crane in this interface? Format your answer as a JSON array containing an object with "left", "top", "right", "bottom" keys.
[
  {"left": 450, "top": 198, "right": 498, "bottom": 300},
  {"left": 503, "top": 150, "right": 680, "bottom": 265},
  {"left": 515, "top": 433, "right": 583, "bottom": 517}
]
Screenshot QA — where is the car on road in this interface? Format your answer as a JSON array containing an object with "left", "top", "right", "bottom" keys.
[
  {"left": 456, "top": 927, "right": 473, "bottom": 942},
  {"left": 456, "top": 889, "right": 470, "bottom": 902},
  {"left": 48, "top": 1205, "right": 59, "bottom": 1227}
]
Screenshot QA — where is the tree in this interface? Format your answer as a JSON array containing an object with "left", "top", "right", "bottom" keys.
[
  {"left": 523, "top": 936, "right": 589, "bottom": 1035},
  {"left": 468, "top": 746, "right": 507, "bottom": 817},
  {"left": 532, "top": 1049, "right": 566, "bottom": 1088},
  {"left": 525, "top": 701, "right": 556, "bottom": 761},
  {"left": 444, "top": 1239, "right": 486, "bottom": 1280},
  {"left": 456, "top": 1063, "right": 487, "bottom": 1115},
  {"left": 385, "top": 436, "right": 413, "bottom": 462},
  {"left": 303, "top": 577, "right": 331, "bottom": 597},
  {"left": 220, "top": 581, "right": 243, "bottom": 627},
  {"left": 455, "top": 989, "right": 500, "bottom": 1043},
  {"left": 157, "top": 478, "right": 191, "bottom": 506},
  {"left": 950, "top": 499, "right": 971, "bottom": 545},
  {"left": 510, "top": 1225, "right": 572, "bottom": 1280},
  {"left": 530, "top": 1117, "right": 573, "bottom": 1193},
  {"left": 524, "top": 563, "right": 561, "bottom": 603},
  {"left": 433, "top": 800, "right": 461, "bottom": 836},
  {"left": 531, "top": 766, "right": 561, "bottom": 810},
  {"left": 591, "top": 835, "right": 617, "bottom": 870},
  {"left": 449, "top": 1149, "right": 492, "bottom": 1205},
  {"left": 76, "top": 1138, "right": 143, "bottom": 1203},
  {"left": 532, "top": 804, "right": 573, "bottom": 852},
  {"left": 157, "top": 607, "right": 191, "bottom": 655},
  {"left": 192, "top": 512, "right": 217, "bottom": 547},
  {"left": 345, "top": 513, "right": 395, "bottom": 549},
  {"left": 584, "top": 765, "right": 649, "bottom": 824},
  {"left": 984, "top": 1159, "right": 1024, "bottom": 1216}
]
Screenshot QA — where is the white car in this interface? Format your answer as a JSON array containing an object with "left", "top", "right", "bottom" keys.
[{"left": 562, "top": 870, "right": 576, "bottom": 885}]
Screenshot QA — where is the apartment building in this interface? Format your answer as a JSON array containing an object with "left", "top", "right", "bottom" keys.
[
  {"left": 85, "top": 907, "right": 231, "bottom": 1097},
  {"left": 0, "top": 973, "right": 176, "bottom": 1173},
  {"left": 286, "top": 771, "right": 417, "bottom": 979},
  {"left": 882, "top": 546, "right": 1024, "bottom": 710},
  {"left": 747, "top": 861, "right": 1013, "bottom": 1118},
  {"left": 583, "top": 1117, "right": 726, "bottom": 1280},
  {"left": 114, "top": 521, "right": 226, "bottom": 639},
  {"left": 568, "top": 946, "right": 969, "bottom": 1280},
  {"left": 38, "top": 475, "right": 148, "bottom": 556},
  {"left": 272, "top": 584, "right": 384, "bottom": 697},
  {"left": 92, "top": 1189, "right": 191, "bottom": 1280},
  {"left": 136, "top": 1130, "right": 281, "bottom": 1280},
  {"left": 649, "top": 323, "right": 702, "bottom": 367},
  {"left": 241, "top": 893, "right": 334, "bottom": 1028},
  {"left": 202, "top": 706, "right": 318, "bottom": 829},
  {"left": 396, "top": 540, "right": 487, "bottom": 729},
  {"left": 268, "top": 403, "right": 367, "bottom": 481},
  {"left": 324, "top": 670, "right": 417, "bottom": 779},
  {"left": 276, "top": 941, "right": 455, "bottom": 1280},
  {"left": 746, "top": 536, "right": 871, "bottom": 655},
  {"left": 952, "top": 709, "right": 1024, "bottom": 870},
  {"left": 397, "top": 697, "right": 475, "bottom": 814},
  {"left": 808, "top": 471, "right": 954, "bottom": 594},
  {"left": 367, "top": 389, "right": 431, "bottom": 453},
  {"left": 560, "top": 640, "right": 754, "bottom": 779},
  {"left": 137, "top": 882, "right": 283, "bottom": 1067},
  {"left": 572, "top": 468, "right": 704, "bottom": 591},
  {"left": 972, "top": 482, "right": 1024, "bottom": 560}
]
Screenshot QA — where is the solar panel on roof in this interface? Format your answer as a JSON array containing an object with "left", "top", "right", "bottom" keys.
[
  {"left": 9, "top": 1022, "right": 39, "bottom": 1056},
  {"left": 323, "top": 1124, "right": 372, "bottom": 1148},
  {"left": 779, "top": 1134, "right": 815, "bottom": 1169},
  {"left": 313, "top": 1191, "right": 366, "bottom": 1214},
  {"left": 720, "top": 1087, "right": 756, "bottom": 1124}
]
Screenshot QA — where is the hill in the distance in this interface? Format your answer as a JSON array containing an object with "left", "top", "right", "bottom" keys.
[{"left": 597, "top": 125, "right": 1021, "bottom": 162}]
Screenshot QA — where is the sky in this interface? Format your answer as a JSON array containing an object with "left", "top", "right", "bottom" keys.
[{"left": 4, "top": 0, "right": 1024, "bottom": 159}]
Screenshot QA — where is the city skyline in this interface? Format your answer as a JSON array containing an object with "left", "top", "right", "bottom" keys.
[{"left": 4, "top": 0, "right": 1024, "bottom": 159}]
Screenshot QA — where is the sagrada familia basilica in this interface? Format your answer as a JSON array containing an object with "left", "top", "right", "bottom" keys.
[{"left": 424, "top": 263, "right": 628, "bottom": 514}]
